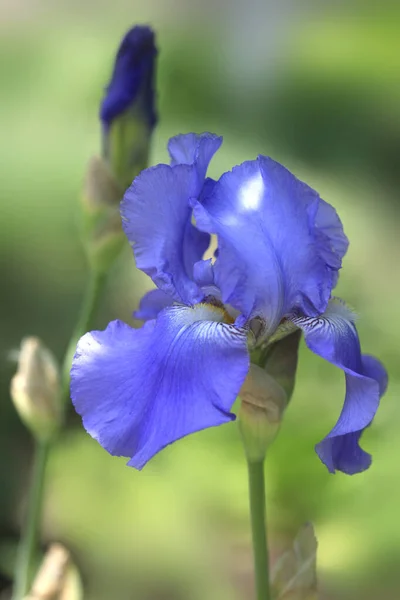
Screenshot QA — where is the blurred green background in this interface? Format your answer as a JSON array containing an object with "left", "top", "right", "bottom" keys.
[{"left": 1, "top": 1, "right": 399, "bottom": 598}]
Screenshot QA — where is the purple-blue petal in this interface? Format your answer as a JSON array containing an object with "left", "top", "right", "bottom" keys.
[
  {"left": 193, "top": 259, "right": 215, "bottom": 287},
  {"left": 134, "top": 289, "right": 174, "bottom": 320},
  {"left": 100, "top": 26, "right": 157, "bottom": 129},
  {"left": 293, "top": 300, "right": 388, "bottom": 475},
  {"left": 167, "top": 133, "right": 222, "bottom": 182},
  {"left": 121, "top": 163, "right": 208, "bottom": 305},
  {"left": 194, "top": 157, "right": 348, "bottom": 332},
  {"left": 70, "top": 305, "right": 249, "bottom": 469},
  {"left": 182, "top": 219, "right": 211, "bottom": 284}
]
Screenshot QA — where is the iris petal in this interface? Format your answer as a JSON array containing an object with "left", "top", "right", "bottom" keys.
[
  {"left": 71, "top": 305, "right": 249, "bottom": 469},
  {"left": 313, "top": 199, "right": 349, "bottom": 288},
  {"left": 134, "top": 289, "right": 174, "bottom": 320},
  {"left": 122, "top": 134, "right": 223, "bottom": 305},
  {"left": 168, "top": 133, "right": 222, "bottom": 182},
  {"left": 194, "top": 157, "right": 347, "bottom": 332},
  {"left": 121, "top": 163, "right": 208, "bottom": 305},
  {"left": 292, "top": 299, "right": 388, "bottom": 474}
]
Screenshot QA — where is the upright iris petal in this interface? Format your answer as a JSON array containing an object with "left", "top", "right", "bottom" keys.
[
  {"left": 100, "top": 25, "right": 157, "bottom": 130},
  {"left": 71, "top": 305, "right": 249, "bottom": 469},
  {"left": 121, "top": 164, "right": 206, "bottom": 304},
  {"left": 168, "top": 132, "right": 222, "bottom": 183},
  {"left": 292, "top": 299, "right": 388, "bottom": 474},
  {"left": 194, "top": 157, "right": 348, "bottom": 331},
  {"left": 121, "top": 133, "right": 222, "bottom": 305}
]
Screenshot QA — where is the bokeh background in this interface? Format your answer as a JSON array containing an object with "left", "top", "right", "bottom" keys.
[{"left": 1, "top": 1, "right": 399, "bottom": 598}]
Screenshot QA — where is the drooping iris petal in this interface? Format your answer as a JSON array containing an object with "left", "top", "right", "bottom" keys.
[
  {"left": 121, "top": 163, "right": 209, "bottom": 304},
  {"left": 194, "top": 157, "right": 348, "bottom": 332},
  {"left": 168, "top": 133, "right": 222, "bottom": 182},
  {"left": 292, "top": 299, "right": 388, "bottom": 474},
  {"left": 100, "top": 25, "right": 157, "bottom": 130},
  {"left": 134, "top": 289, "right": 174, "bottom": 320},
  {"left": 71, "top": 305, "right": 249, "bottom": 469}
]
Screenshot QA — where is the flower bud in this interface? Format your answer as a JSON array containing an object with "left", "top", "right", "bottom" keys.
[
  {"left": 239, "top": 330, "right": 302, "bottom": 461},
  {"left": 81, "top": 155, "right": 125, "bottom": 274},
  {"left": 10, "top": 338, "right": 62, "bottom": 442},
  {"left": 100, "top": 25, "right": 157, "bottom": 190},
  {"left": 238, "top": 364, "right": 287, "bottom": 461},
  {"left": 24, "top": 543, "right": 83, "bottom": 600},
  {"left": 259, "top": 329, "right": 302, "bottom": 403}
]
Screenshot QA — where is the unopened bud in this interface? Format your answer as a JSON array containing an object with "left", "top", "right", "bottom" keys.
[
  {"left": 81, "top": 155, "right": 125, "bottom": 274},
  {"left": 11, "top": 338, "right": 62, "bottom": 442},
  {"left": 24, "top": 543, "right": 83, "bottom": 600},
  {"left": 239, "top": 330, "right": 302, "bottom": 461},
  {"left": 238, "top": 364, "right": 287, "bottom": 461},
  {"left": 259, "top": 329, "right": 302, "bottom": 402},
  {"left": 100, "top": 26, "right": 157, "bottom": 190}
]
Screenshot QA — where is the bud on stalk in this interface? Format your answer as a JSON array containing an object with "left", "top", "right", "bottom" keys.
[
  {"left": 80, "top": 26, "right": 158, "bottom": 274},
  {"left": 10, "top": 338, "right": 62, "bottom": 443},
  {"left": 239, "top": 364, "right": 286, "bottom": 461},
  {"left": 81, "top": 155, "right": 125, "bottom": 274},
  {"left": 24, "top": 543, "right": 83, "bottom": 600},
  {"left": 239, "top": 329, "right": 302, "bottom": 461},
  {"left": 100, "top": 26, "right": 157, "bottom": 190}
]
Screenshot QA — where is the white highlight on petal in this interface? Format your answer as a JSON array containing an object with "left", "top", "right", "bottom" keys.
[{"left": 238, "top": 173, "right": 264, "bottom": 212}]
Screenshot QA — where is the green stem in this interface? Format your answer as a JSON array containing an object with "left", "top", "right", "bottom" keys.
[
  {"left": 247, "top": 459, "right": 271, "bottom": 600},
  {"left": 12, "top": 442, "right": 50, "bottom": 600},
  {"left": 61, "top": 270, "right": 107, "bottom": 406},
  {"left": 12, "top": 269, "right": 107, "bottom": 599}
]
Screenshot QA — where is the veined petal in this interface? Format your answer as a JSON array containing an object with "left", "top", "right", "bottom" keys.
[
  {"left": 71, "top": 305, "right": 249, "bottom": 469},
  {"left": 121, "top": 163, "right": 209, "bottom": 305},
  {"left": 194, "top": 157, "right": 347, "bottom": 332},
  {"left": 168, "top": 133, "right": 222, "bottom": 182},
  {"left": 292, "top": 299, "right": 388, "bottom": 475},
  {"left": 134, "top": 289, "right": 174, "bottom": 320}
]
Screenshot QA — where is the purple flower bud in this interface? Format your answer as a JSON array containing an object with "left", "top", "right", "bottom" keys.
[
  {"left": 99, "top": 26, "right": 158, "bottom": 190},
  {"left": 100, "top": 25, "right": 157, "bottom": 131}
]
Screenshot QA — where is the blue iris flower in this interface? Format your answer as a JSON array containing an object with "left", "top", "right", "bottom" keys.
[
  {"left": 71, "top": 133, "right": 387, "bottom": 474},
  {"left": 100, "top": 25, "right": 157, "bottom": 131}
]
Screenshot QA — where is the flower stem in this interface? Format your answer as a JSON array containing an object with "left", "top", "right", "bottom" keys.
[
  {"left": 12, "top": 441, "right": 50, "bottom": 600},
  {"left": 61, "top": 270, "right": 107, "bottom": 406},
  {"left": 12, "top": 269, "right": 107, "bottom": 599},
  {"left": 247, "top": 459, "right": 271, "bottom": 600}
]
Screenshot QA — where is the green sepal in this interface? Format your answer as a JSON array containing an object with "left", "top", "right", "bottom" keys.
[
  {"left": 105, "top": 104, "right": 152, "bottom": 191},
  {"left": 80, "top": 155, "right": 125, "bottom": 275},
  {"left": 238, "top": 364, "right": 287, "bottom": 462},
  {"left": 239, "top": 330, "right": 302, "bottom": 461},
  {"left": 257, "top": 329, "right": 302, "bottom": 403}
]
